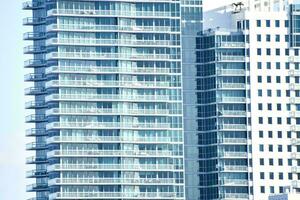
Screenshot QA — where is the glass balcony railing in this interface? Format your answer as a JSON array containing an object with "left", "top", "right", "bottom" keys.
[
  {"left": 45, "top": 94, "right": 171, "bottom": 102},
  {"left": 216, "top": 55, "right": 245, "bottom": 62},
  {"left": 219, "top": 193, "right": 249, "bottom": 199},
  {"left": 219, "top": 165, "right": 248, "bottom": 172},
  {"left": 23, "top": 32, "right": 46, "bottom": 40},
  {"left": 216, "top": 97, "right": 246, "bottom": 103},
  {"left": 24, "top": 45, "right": 46, "bottom": 54},
  {"left": 216, "top": 42, "right": 245, "bottom": 48},
  {"left": 47, "top": 24, "right": 174, "bottom": 33},
  {"left": 23, "top": 17, "right": 46, "bottom": 25},
  {"left": 45, "top": 66, "right": 172, "bottom": 75},
  {"left": 26, "top": 156, "right": 47, "bottom": 164},
  {"left": 22, "top": 1, "right": 44, "bottom": 10},
  {"left": 45, "top": 80, "right": 171, "bottom": 89},
  {"left": 25, "top": 128, "right": 46, "bottom": 137},
  {"left": 25, "top": 100, "right": 46, "bottom": 109},
  {"left": 217, "top": 83, "right": 246, "bottom": 89},
  {"left": 217, "top": 124, "right": 247, "bottom": 130},
  {"left": 48, "top": 177, "right": 177, "bottom": 186},
  {"left": 24, "top": 73, "right": 46, "bottom": 81},
  {"left": 46, "top": 136, "right": 175, "bottom": 144},
  {"left": 46, "top": 52, "right": 177, "bottom": 61},
  {"left": 26, "top": 169, "right": 47, "bottom": 178},
  {"left": 25, "top": 114, "right": 47, "bottom": 123},
  {"left": 216, "top": 69, "right": 245, "bottom": 76},
  {"left": 48, "top": 163, "right": 182, "bottom": 172},
  {"left": 218, "top": 138, "right": 247, "bottom": 144},
  {"left": 218, "top": 151, "right": 248, "bottom": 158},
  {"left": 46, "top": 122, "right": 172, "bottom": 130},
  {"left": 218, "top": 110, "right": 246, "bottom": 116},
  {"left": 24, "top": 59, "right": 46, "bottom": 68},
  {"left": 46, "top": 108, "right": 170, "bottom": 116},
  {"left": 24, "top": 87, "right": 46, "bottom": 95},
  {"left": 46, "top": 38, "right": 175, "bottom": 47},
  {"left": 47, "top": 9, "right": 174, "bottom": 18},
  {"left": 47, "top": 149, "right": 175, "bottom": 158},
  {"left": 50, "top": 192, "right": 182, "bottom": 199},
  {"left": 26, "top": 142, "right": 47, "bottom": 150},
  {"left": 219, "top": 179, "right": 248, "bottom": 186},
  {"left": 26, "top": 183, "right": 48, "bottom": 192}
]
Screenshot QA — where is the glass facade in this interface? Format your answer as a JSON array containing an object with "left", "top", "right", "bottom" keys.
[
  {"left": 196, "top": 32, "right": 249, "bottom": 200},
  {"left": 24, "top": 0, "right": 189, "bottom": 199}
]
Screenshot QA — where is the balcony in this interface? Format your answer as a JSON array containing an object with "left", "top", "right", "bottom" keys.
[
  {"left": 47, "top": 9, "right": 173, "bottom": 18},
  {"left": 49, "top": 192, "right": 182, "bottom": 199},
  {"left": 46, "top": 52, "right": 175, "bottom": 61},
  {"left": 25, "top": 128, "right": 46, "bottom": 137},
  {"left": 219, "top": 179, "right": 248, "bottom": 186},
  {"left": 46, "top": 122, "right": 172, "bottom": 131},
  {"left": 24, "top": 87, "right": 46, "bottom": 95},
  {"left": 218, "top": 151, "right": 248, "bottom": 158},
  {"left": 24, "top": 73, "right": 46, "bottom": 82},
  {"left": 23, "top": 17, "right": 46, "bottom": 25},
  {"left": 24, "top": 59, "right": 46, "bottom": 68},
  {"left": 26, "top": 142, "right": 47, "bottom": 150},
  {"left": 25, "top": 114, "right": 47, "bottom": 123},
  {"left": 45, "top": 80, "right": 171, "bottom": 89},
  {"left": 26, "top": 169, "right": 47, "bottom": 178},
  {"left": 217, "top": 124, "right": 247, "bottom": 131},
  {"left": 48, "top": 177, "right": 176, "bottom": 186},
  {"left": 26, "top": 183, "right": 48, "bottom": 192},
  {"left": 23, "top": 32, "right": 46, "bottom": 40},
  {"left": 217, "top": 83, "right": 246, "bottom": 90},
  {"left": 24, "top": 45, "right": 46, "bottom": 54},
  {"left": 218, "top": 110, "right": 247, "bottom": 117},
  {"left": 47, "top": 149, "right": 175, "bottom": 158},
  {"left": 216, "top": 55, "right": 245, "bottom": 62},
  {"left": 46, "top": 136, "right": 174, "bottom": 144},
  {"left": 22, "top": 1, "right": 44, "bottom": 10},
  {"left": 46, "top": 107, "right": 170, "bottom": 116},
  {"left": 219, "top": 165, "right": 248, "bottom": 172},
  {"left": 47, "top": 163, "right": 181, "bottom": 172},
  {"left": 25, "top": 101, "right": 46, "bottom": 109},
  {"left": 217, "top": 42, "right": 246, "bottom": 48},
  {"left": 219, "top": 193, "right": 249, "bottom": 200},
  {"left": 46, "top": 37, "right": 174, "bottom": 47},
  {"left": 218, "top": 138, "right": 247, "bottom": 144},
  {"left": 216, "top": 69, "right": 245, "bottom": 76},
  {"left": 45, "top": 94, "right": 171, "bottom": 102},
  {"left": 45, "top": 66, "right": 172, "bottom": 75},
  {"left": 47, "top": 24, "right": 174, "bottom": 33},
  {"left": 26, "top": 156, "right": 47, "bottom": 164},
  {"left": 216, "top": 97, "right": 246, "bottom": 103}
]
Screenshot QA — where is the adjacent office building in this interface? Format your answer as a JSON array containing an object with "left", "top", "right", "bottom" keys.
[
  {"left": 197, "top": 0, "right": 300, "bottom": 199},
  {"left": 23, "top": 0, "right": 201, "bottom": 200}
]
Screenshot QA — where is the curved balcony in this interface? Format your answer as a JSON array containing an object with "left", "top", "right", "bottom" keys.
[
  {"left": 46, "top": 122, "right": 172, "bottom": 131},
  {"left": 26, "top": 156, "right": 47, "bottom": 164},
  {"left": 26, "top": 183, "right": 48, "bottom": 192},
  {"left": 26, "top": 169, "right": 47, "bottom": 178},
  {"left": 216, "top": 55, "right": 245, "bottom": 62},
  {"left": 218, "top": 110, "right": 246, "bottom": 117},
  {"left": 219, "top": 165, "right": 248, "bottom": 172},
  {"left": 46, "top": 108, "right": 170, "bottom": 116},
  {"left": 218, "top": 138, "right": 247, "bottom": 144},
  {"left": 24, "top": 59, "right": 46, "bottom": 68},
  {"left": 45, "top": 94, "right": 171, "bottom": 103},
  {"left": 24, "top": 73, "right": 46, "bottom": 81},
  {"left": 23, "top": 17, "right": 46, "bottom": 25},
  {"left": 25, "top": 114, "right": 47, "bottom": 123},
  {"left": 217, "top": 124, "right": 247, "bottom": 131},
  {"left": 24, "top": 45, "right": 46, "bottom": 54},
  {"left": 46, "top": 24, "right": 174, "bottom": 33},
  {"left": 45, "top": 66, "right": 172, "bottom": 75},
  {"left": 26, "top": 142, "right": 47, "bottom": 150},
  {"left": 216, "top": 97, "right": 246, "bottom": 103},
  {"left": 46, "top": 38, "right": 174, "bottom": 47},
  {"left": 26, "top": 128, "right": 46, "bottom": 137},
  {"left": 48, "top": 177, "right": 177, "bottom": 186},
  {"left": 46, "top": 136, "right": 174, "bottom": 144},
  {"left": 47, "top": 9, "right": 174, "bottom": 18},
  {"left": 24, "top": 87, "right": 46, "bottom": 95},
  {"left": 25, "top": 101, "right": 47, "bottom": 109},
  {"left": 47, "top": 149, "right": 175, "bottom": 158},
  {"left": 219, "top": 179, "right": 248, "bottom": 186},
  {"left": 45, "top": 80, "right": 171, "bottom": 89},
  {"left": 46, "top": 52, "right": 176, "bottom": 61},
  {"left": 22, "top": 1, "right": 44, "bottom": 10},
  {"left": 216, "top": 69, "right": 245, "bottom": 76},
  {"left": 23, "top": 32, "right": 46, "bottom": 40},
  {"left": 218, "top": 151, "right": 248, "bottom": 158},
  {"left": 217, "top": 42, "right": 246, "bottom": 48},
  {"left": 217, "top": 83, "right": 246, "bottom": 90},
  {"left": 49, "top": 192, "right": 182, "bottom": 199},
  {"left": 47, "top": 163, "right": 181, "bottom": 172}
]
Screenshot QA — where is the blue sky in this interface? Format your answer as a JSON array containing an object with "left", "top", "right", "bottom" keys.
[{"left": 0, "top": 0, "right": 222, "bottom": 199}]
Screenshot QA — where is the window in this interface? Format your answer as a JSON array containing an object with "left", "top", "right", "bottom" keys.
[
  {"left": 258, "top": 62, "right": 262, "bottom": 69},
  {"left": 277, "top": 90, "right": 281, "bottom": 97},
  {"left": 276, "top": 49, "right": 280, "bottom": 56},
  {"left": 278, "top": 131, "right": 282, "bottom": 138},
  {"left": 258, "top": 76, "right": 262, "bottom": 83},
  {"left": 286, "top": 63, "right": 290, "bottom": 69},
  {"left": 261, "top": 186, "right": 265, "bottom": 193},
  {"left": 287, "top": 145, "right": 292, "bottom": 152},
  {"left": 258, "top": 89, "right": 262, "bottom": 97},
  {"left": 270, "top": 172, "right": 274, "bottom": 179},
  {"left": 267, "top": 90, "right": 272, "bottom": 97},
  {"left": 278, "top": 159, "right": 283, "bottom": 166},
  {"left": 275, "top": 35, "right": 280, "bottom": 42},
  {"left": 257, "top": 20, "right": 261, "bottom": 27},
  {"left": 295, "top": 49, "right": 299, "bottom": 56},
  {"left": 276, "top": 62, "right": 280, "bottom": 69},
  {"left": 257, "top": 48, "right": 262, "bottom": 55},
  {"left": 267, "top": 76, "right": 271, "bottom": 83},
  {"left": 267, "top": 62, "right": 271, "bottom": 69},
  {"left": 288, "top": 159, "right": 292, "bottom": 166},
  {"left": 259, "top": 117, "right": 263, "bottom": 124},
  {"left": 259, "top": 144, "right": 264, "bottom": 152},
  {"left": 285, "top": 35, "right": 289, "bottom": 42},
  {"left": 278, "top": 145, "right": 283, "bottom": 152},
  {"left": 258, "top": 103, "right": 263, "bottom": 110},
  {"left": 285, "top": 20, "right": 289, "bottom": 27},
  {"left": 267, "top": 104, "right": 271, "bottom": 110},
  {"left": 276, "top": 76, "right": 281, "bottom": 83},
  {"left": 266, "top": 34, "right": 271, "bottom": 42},
  {"left": 275, "top": 20, "right": 280, "bottom": 27},
  {"left": 269, "top": 145, "right": 273, "bottom": 152},
  {"left": 259, "top": 131, "right": 264, "bottom": 138},
  {"left": 279, "top": 173, "right": 283, "bottom": 180},
  {"left": 260, "top": 158, "right": 264, "bottom": 165},
  {"left": 288, "top": 173, "right": 292, "bottom": 180},
  {"left": 270, "top": 186, "right": 275, "bottom": 194},
  {"left": 266, "top": 48, "right": 271, "bottom": 55},
  {"left": 286, "top": 90, "right": 290, "bottom": 97},
  {"left": 266, "top": 20, "right": 271, "bottom": 27},
  {"left": 257, "top": 34, "right": 262, "bottom": 41},
  {"left": 285, "top": 49, "right": 289, "bottom": 56},
  {"left": 260, "top": 172, "right": 265, "bottom": 179},
  {"left": 277, "top": 117, "right": 282, "bottom": 124},
  {"left": 286, "top": 76, "right": 290, "bottom": 83},
  {"left": 268, "top": 131, "right": 273, "bottom": 138}
]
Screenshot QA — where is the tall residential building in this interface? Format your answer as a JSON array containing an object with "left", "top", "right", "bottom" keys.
[
  {"left": 23, "top": 0, "right": 202, "bottom": 200},
  {"left": 197, "top": 0, "right": 300, "bottom": 199}
]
